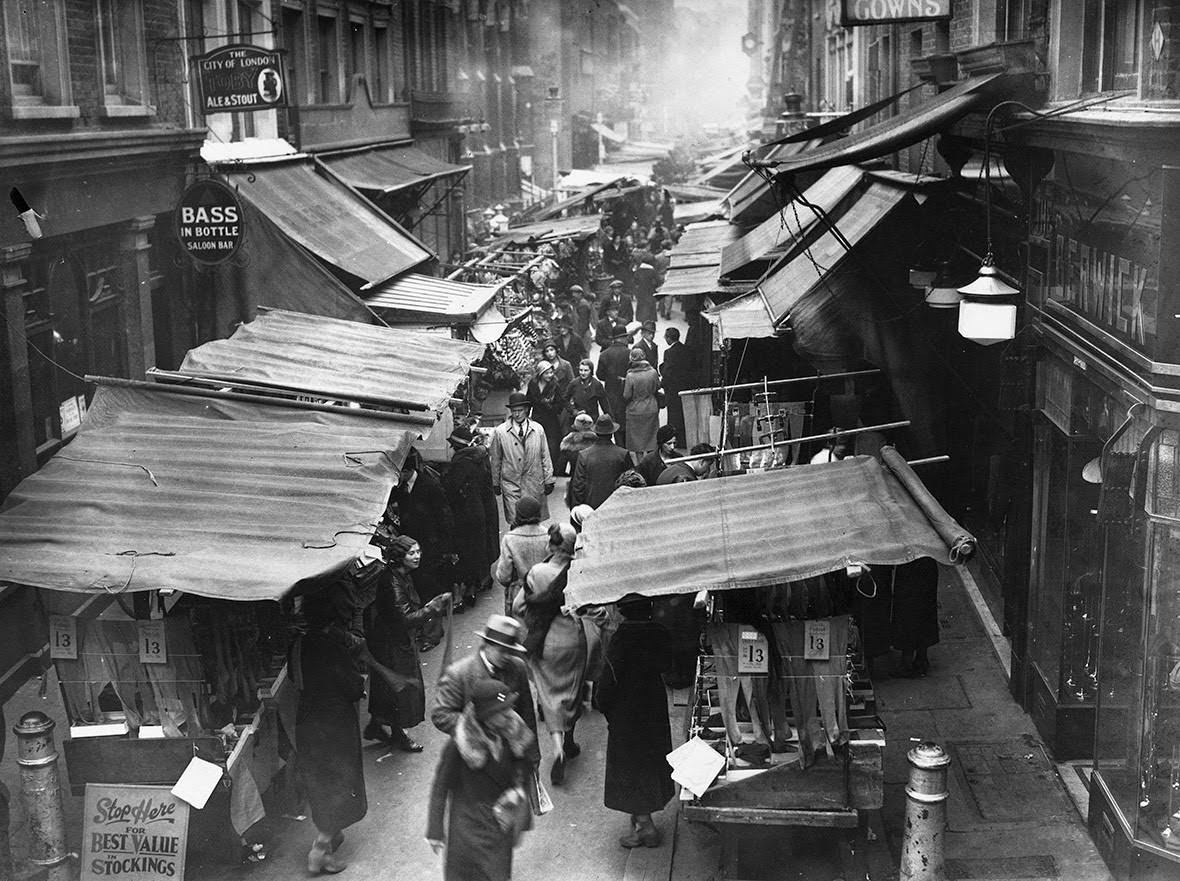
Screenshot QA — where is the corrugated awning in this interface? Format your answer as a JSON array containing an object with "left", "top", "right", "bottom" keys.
[
  {"left": 723, "top": 140, "right": 819, "bottom": 223},
  {"left": 670, "top": 220, "right": 743, "bottom": 267},
  {"left": 564, "top": 450, "right": 976, "bottom": 608},
  {"left": 364, "top": 273, "right": 499, "bottom": 324},
  {"left": 0, "top": 382, "right": 414, "bottom": 601},
  {"left": 767, "top": 73, "right": 1009, "bottom": 179},
  {"left": 524, "top": 176, "right": 632, "bottom": 223},
  {"left": 719, "top": 166, "right": 864, "bottom": 278},
  {"left": 226, "top": 160, "right": 433, "bottom": 288},
  {"left": 673, "top": 199, "right": 725, "bottom": 224},
  {"left": 321, "top": 144, "right": 470, "bottom": 194},
  {"left": 706, "top": 292, "right": 777, "bottom": 339},
  {"left": 178, "top": 308, "right": 484, "bottom": 412},
  {"left": 760, "top": 181, "right": 911, "bottom": 324}
]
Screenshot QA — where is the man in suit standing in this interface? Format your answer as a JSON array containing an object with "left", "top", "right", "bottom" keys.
[
  {"left": 660, "top": 327, "right": 693, "bottom": 447},
  {"left": 636, "top": 320, "right": 659, "bottom": 374},
  {"left": 570, "top": 414, "right": 634, "bottom": 509}
]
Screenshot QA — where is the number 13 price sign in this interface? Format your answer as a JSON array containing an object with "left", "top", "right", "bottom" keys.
[{"left": 738, "top": 629, "right": 769, "bottom": 674}]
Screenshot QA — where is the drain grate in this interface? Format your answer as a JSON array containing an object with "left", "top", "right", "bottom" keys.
[{"left": 946, "top": 855, "right": 1058, "bottom": 878}]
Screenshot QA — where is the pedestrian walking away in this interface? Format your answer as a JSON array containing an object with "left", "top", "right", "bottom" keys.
[
  {"left": 623, "top": 346, "right": 660, "bottom": 454},
  {"left": 596, "top": 329, "right": 633, "bottom": 446},
  {"left": 489, "top": 392, "right": 555, "bottom": 524},
  {"left": 426, "top": 679, "right": 537, "bottom": 881},
  {"left": 660, "top": 327, "right": 693, "bottom": 448},
  {"left": 570, "top": 413, "right": 634, "bottom": 509},
  {"left": 491, "top": 496, "right": 551, "bottom": 616}
]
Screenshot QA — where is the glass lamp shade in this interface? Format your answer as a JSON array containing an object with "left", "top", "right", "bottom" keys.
[
  {"left": 958, "top": 300, "right": 1016, "bottom": 345},
  {"left": 924, "top": 286, "right": 962, "bottom": 309},
  {"left": 957, "top": 261, "right": 1020, "bottom": 298},
  {"left": 909, "top": 267, "right": 938, "bottom": 288}
]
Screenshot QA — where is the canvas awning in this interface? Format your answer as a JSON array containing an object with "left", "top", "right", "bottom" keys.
[
  {"left": 523, "top": 175, "right": 632, "bottom": 223},
  {"left": 177, "top": 308, "right": 484, "bottom": 412},
  {"left": 564, "top": 448, "right": 976, "bottom": 608},
  {"left": 321, "top": 144, "right": 470, "bottom": 195},
  {"left": 0, "top": 382, "right": 416, "bottom": 601},
  {"left": 723, "top": 139, "right": 819, "bottom": 224},
  {"left": 491, "top": 214, "right": 604, "bottom": 244},
  {"left": 767, "top": 73, "right": 1010, "bottom": 179},
  {"left": 364, "top": 273, "right": 499, "bottom": 325},
  {"left": 705, "top": 291, "right": 777, "bottom": 339},
  {"left": 719, "top": 166, "right": 864, "bottom": 278},
  {"left": 759, "top": 181, "right": 910, "bottom": 325},
  {"left": 591, "top": 122, "right": 627, "bottom": 144},
  {"left": 226, "top": 160, "right": 433, "bottom": 288}
]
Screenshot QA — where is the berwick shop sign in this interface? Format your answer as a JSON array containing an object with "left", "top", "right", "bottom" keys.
[
  {"left": 193, "top": 44, "right": 286, "bottom": 115},
  {"left": 841, "top": 0, "right": 951, "bottom": 25},
  {"left": 175, "top": 178, "right": 244, "bottom": 266}
]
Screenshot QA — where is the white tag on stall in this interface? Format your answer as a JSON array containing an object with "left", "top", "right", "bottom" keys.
[
  {"left": 737, "top": 629, "right": 769, "bottom": 674},
  {"left": 804, "top": 619, "right": 831, "bottom": 660}
]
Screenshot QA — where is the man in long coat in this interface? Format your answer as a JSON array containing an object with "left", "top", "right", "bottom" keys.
[
  {"left": 596, "top": 329, "right": 633, "bottom": 446},
  {"left": 570, "top": 414, "right": 633, "bottom": 509},
  {"left": 489, "top": 392, "right": 555, "bottom": 524},
  {"left": 660, "top": 326, "right": 694, "bottom": 448}
]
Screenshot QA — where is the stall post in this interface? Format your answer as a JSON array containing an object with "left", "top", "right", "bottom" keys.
[
  {"left": 899, "top": 741, "right": 951, "bottom": 881},
  {"left": 13, "top": 711, "right": 71, "bottom": 881}
]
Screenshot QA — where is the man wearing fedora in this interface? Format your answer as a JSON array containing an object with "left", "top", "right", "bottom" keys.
[
  {"left": 489, "top": 391, "right": 555, "bottom": 524},
  {"left": 570, "top": 413, "right": 634, "bottom": 509},
  {"left": 431, "top": 614, "right": 540, "bottom": 765},
  {"left": 596, "top": 327, "right": 633, "bottom": 447}
]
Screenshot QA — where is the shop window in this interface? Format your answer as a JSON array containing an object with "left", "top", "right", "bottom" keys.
[
  {"left": 2, "top": 0, "right": 76, "bottom": 118},
  {"left": 1001, "top": 0, "right": 1030, "bottom": 40},
  {"left": 317, "top": 14, "right": 339, "bottom": 103},
  {"left": 348, "top": 20, "right": 365, "bottom": 84},
  {"left": 374, "top": 24, "right": 391, "bottom": 102},
  {"left": 1082, "top": 0, "right": 1140, "bottom": 94},
  {"left": 95, "top": 0, "right": 152, "bottom": 115}
]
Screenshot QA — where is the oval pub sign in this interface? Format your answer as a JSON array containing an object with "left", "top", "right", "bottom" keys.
[{"left": 175, "top": 178, "right": 243, "bottom": 265}]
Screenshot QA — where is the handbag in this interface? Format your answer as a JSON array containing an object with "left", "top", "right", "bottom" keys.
[{"left": 491, "top": 785, "right": 533, "bottom": 846}]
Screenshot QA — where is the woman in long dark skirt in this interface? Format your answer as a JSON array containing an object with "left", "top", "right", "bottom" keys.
[
  {"left": 442, "top": 425, "right": 496, "bottom": 610},
  {"left": 294, "top": 593, "right": 368, "bottom": 874},
  {"left": 890, "top": 557, "right": 941, "bottom": 676},
  {"left": 426, "top": 679, "right": 537, "bottom": 881},
  {"left": 595, "top": 593, "right": 674, "bottom": 848}
]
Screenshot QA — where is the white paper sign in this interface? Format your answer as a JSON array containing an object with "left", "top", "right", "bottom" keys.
[
  {"left": 59, "top": 396, "right": 81, "bottom": 436},
  {"left": 666, "top": 736, "right": 726, "bottom": 798},
  {"left": 48, "top": 615, "right": 78, "bottom": 660},
  {"left": 137, "top": 621, "right": 167, "bottom": 665},
  {"left": 170, "top": 756, "right": 223, "bottom": 810},
  {"left": 737, "top": 629, "right": 769, "bottom": 674},
  {"left": 804, "top": 619, "right": 831, "bottom": 660}
]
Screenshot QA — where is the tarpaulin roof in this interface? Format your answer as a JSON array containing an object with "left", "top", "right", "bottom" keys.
[
  {"left": 658, "top": 266, "right": 758, "bottom": 299},
  {"left": 669, "top": 220, "right": 742, "bottom": 268},
  {"left": 760, "top": 181, "right": 910, "bottom": 324},
  {"left": 705, "top": 291, "right": 777, "bottom": 339},
  {"left": 719, "top": 166, "right": 864, "bottom": 278},
  {"left": 0, "top": 382, "right": 414, "bottom": 601},
  {"left": 767, "top": 73, "right": 1009, "bottom": 179},
  {"left": 178, "top": 308, "right": 484, "bottom": 412},
  {"left": 226, "top": 160, "right": 433, "bottom": 287},
  {"left": 524, "top": 176, "right": 633, "bottom": 222},
  {"left": 364, "top": 273, "right": 499, "bottom": 324},
  {"left": 320, "top": 144, "right": 470, "bottom": 194},
  {"left": 564, "top": 449, "right": 976, "bottom": 608},
  {"left": 723, "top": 140, "right": 819, "bottom": 223}
]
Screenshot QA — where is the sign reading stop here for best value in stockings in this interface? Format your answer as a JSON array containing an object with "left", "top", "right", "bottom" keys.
[
  {"left": 81, "top": 784, "right": 189, "bottom": 880},
  {"left": 841, "top": 0, "right": 951, "bottom": 25}
]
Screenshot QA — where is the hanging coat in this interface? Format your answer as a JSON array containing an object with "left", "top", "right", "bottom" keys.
[
  {"left": 489, "top": 418, "right": 554, "bottom": 524},
  {"left": 443, "top": 446, "right": 495, "bottom": 589},
  {"left": 596, "top": 620, "right": 675, "bottom": 815},
  {"left": 623, "top": 361, "right": 660, "bottom": 454}
]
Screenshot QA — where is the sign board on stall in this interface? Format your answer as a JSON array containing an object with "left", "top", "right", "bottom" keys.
[
  {"left": 48, "top": 615, "right": 78, "bottom": 660},
  {"left": 192, "top": 44, "right": 286, "bottom": 115},
  {"left": 175, "top": 178, "right": 244, "bottom": 266},
  {"left": 840, "top": 0, "right": 951, "bottom": 25},
  {"left": 80, "top": 783, "right": 189, "bottom": 881},
  {"left": 804, "top": 619, "right": 832, "bottom": 660},
  {"left": 737, "top": 629, "right": 769, "bottom": 674},
  {"left": 137, "top": 621, "right": 168, "bottom": 665}
]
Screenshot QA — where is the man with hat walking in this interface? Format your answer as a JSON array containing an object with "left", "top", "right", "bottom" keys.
[
  {"left": 599, "top": 277, "right": 633, "bottom": 325},
  {"left": 596, "top": 327, "right": 632, "bottom": 446},
  {"left": 571, "top": 414, "right": 634, "bottom": 509},
  {"left": 553, "top": 318, "right": 588, "bottom": 367},
  {"left": 432, "top": 614, "right": 540, "bottom": 766},
  {"left": 489, "top": 392, "right": 555, "bottom": 525}
]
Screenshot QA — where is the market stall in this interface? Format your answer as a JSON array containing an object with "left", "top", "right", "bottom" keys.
[{"left": 564, "top": 448, "right": 975, "bottom": 863}]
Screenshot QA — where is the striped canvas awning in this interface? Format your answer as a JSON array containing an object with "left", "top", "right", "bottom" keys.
[{"left": 364, "top": 273, "right": 499, "bottom": 324}]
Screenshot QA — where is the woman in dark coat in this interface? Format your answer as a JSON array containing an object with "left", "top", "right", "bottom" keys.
[
  {"left": 443, "top": 425, "right": 495, "bottom": 610},
  {"left": 294, "top": 593, "right": 368, "bottom": 874},
  {"left": 427, "top": 679, "right": 537, "bottom": 881},
  {"left": 365, "top": 536, "right": 449, "bottom": 752},
  {"left": 526, "top": 361, "right": 566, "bottom": 469},
  {"left": 595, "top": 594, "right": 674, "bottom": 848},
  {"left": 890, "top": 557, "right": 940, "bottom": 676}
]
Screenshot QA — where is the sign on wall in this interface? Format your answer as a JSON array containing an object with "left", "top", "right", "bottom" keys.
[
  {"left": 80, "top": 784, "right": 189, "bottom": 881},
  {"left": 840, "top": 0, "right": 952, "bottom": 26},
  {"left": 193, "top": 44, "right": 286, "bottom": 115},
  {"left": 175, "top": 179, "right": 244, "bottom": 266}
]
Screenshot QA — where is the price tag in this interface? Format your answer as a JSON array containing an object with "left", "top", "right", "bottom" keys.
[
  {"left": 138, "top": 620, "right": 168, "bottom": 664},
  {"left": 48, "top": 615, "right": 78, "bottom": 660},
  {"left": 737, "top": 629, "right": 769, "bottom": 674},
  {"left": 804, "top": 619, "right": 831, "bottom": 660}
]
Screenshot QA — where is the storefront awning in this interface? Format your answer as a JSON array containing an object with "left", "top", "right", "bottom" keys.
[
  {"left": 706, "top": 291, "right": 777, "bottom": 339},
  {"left": 760, "top": 181, "right": 911, "bottom": 325},
  {"left": 656, "top": 220, "right": 743, "bottom": 297},
  {"left": 0, "top": 382, "right": 415, "bottom": 601},
  {"left": 723, "top": 139, "right": 819, "bottom": 224},
  {"left": 766, "top": 73, "right": 1009, "bottom": 179},
  {"left": 492, "top": 214, "right": 604, "bottom": 244},
  {"left": 364, "top": 273, "right": 499, "bottom": 325},
  {"left": 227, "top": 160, "right": 433, "bottom": 288},
  {"left": 178, "top": 308, "right": 484, "bottom": 412},
  {"left": 321, "top": 144, "right": 470, "bottom": 195},
  {"left": 719, "top": 166, "right": 864, "bottom": 278},
  {"left": 564, "top": 449, "right": 976, "bottom": 608}
]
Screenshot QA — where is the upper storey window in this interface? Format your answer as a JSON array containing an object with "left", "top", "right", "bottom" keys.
[
  {"left": 2, "top": 0, "right": 78, "bottom": 118},
  {"left": 96, "top": 0, "right": 153, "bottom": 115}
]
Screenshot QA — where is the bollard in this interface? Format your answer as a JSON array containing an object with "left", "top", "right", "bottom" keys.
[
  {"left": 13, "top": 711, "right": 71, "bottom": 881},
  {"left": 899, "top": 741, "right": 951, "bottom": 881}
]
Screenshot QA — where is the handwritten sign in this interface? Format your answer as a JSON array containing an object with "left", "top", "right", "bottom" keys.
[
  {"left": 804, "top": 620, "right": 831, "bottom": 661},
  {"left": 737, "top": 629, "right": 769, "bottom": 674},
  {"left": 80, "top": 783, "right": 189, "bottom": 881},
  {"left": 48, "top": 615, "right": 78, "bottom": 660}
]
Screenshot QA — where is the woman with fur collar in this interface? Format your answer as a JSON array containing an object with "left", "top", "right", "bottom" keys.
[{"left": 426, "top": 680, "right": 536, "bottom": 881}]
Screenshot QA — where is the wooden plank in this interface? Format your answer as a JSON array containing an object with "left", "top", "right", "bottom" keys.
[{"left": 682, "top": 804, "right": 859, "bottom": 828}]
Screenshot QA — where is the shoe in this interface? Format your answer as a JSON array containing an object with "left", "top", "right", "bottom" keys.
[
  {"left": 328, "top": 832, "right": 344, "bottom": 854},
  {"left": 393, "top": 733, "right": 424, "bottom": 753},
  {"left": 362, "top": 721, "right": 391, "bottom": 744},
  {"left": 563, "top": 740, "right": 581, "bottom": 759},
  {"left": 417, "top": 639, "right": 439, "bottom": 653},
  {"left": 464, "top": 592, "right": 477, "bottom": 607},
  {"left": 452, "top": 601, "right": 466, "bottom": 614},
  {"left": 636, "top": 821, "right": 662, "bottom": 848},
  {"left": 550, "top": 755, "right": 565, "bottom": 786},
  {"left": 619, "top": 829, "right": 643, "bottom": 848},
  {"left": 307, "top": 842, "right": 346, "bottom": 874}
]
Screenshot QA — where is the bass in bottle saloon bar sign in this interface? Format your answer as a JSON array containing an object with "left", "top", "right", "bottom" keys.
[
  {"left": 175, "top": 178, "right": 244, "bottom": 266},
  {"left": 840, "top": 0, "right": 951, "bottom": 25},
  {"left": 193, "top": 44, "right": 286, "bottom": 115}
]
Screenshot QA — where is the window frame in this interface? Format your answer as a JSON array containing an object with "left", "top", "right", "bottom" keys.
[
  {"left": 316, "top": 12, "right": 340, "bottom": 104},
  {"left": 1, "top": 0, "right": 78, "bottom": 119},
  {"left": 95, "top": 0, "right": 154, "bottom": 117}
]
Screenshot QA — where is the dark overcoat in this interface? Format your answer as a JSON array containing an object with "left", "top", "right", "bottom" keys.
[
  {"left": 596, "top": 621, "right": 675, "bottom": 815},
  {"left": 365, "top": 569, "right": 427, "bottom": 728},
  {"left": 570, "top": 438, "right": 633, "bottom": 508},
  {"left": 443, "top": 446, "right": 495, "bottom": 589}
]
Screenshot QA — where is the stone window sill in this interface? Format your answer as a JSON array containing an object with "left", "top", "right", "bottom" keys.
[
  {"left": 7, "top": 104, "right": 81, "bottom": 120},
  {"left": 97, "top": 103, "right": 156, "bottom": 118}
]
